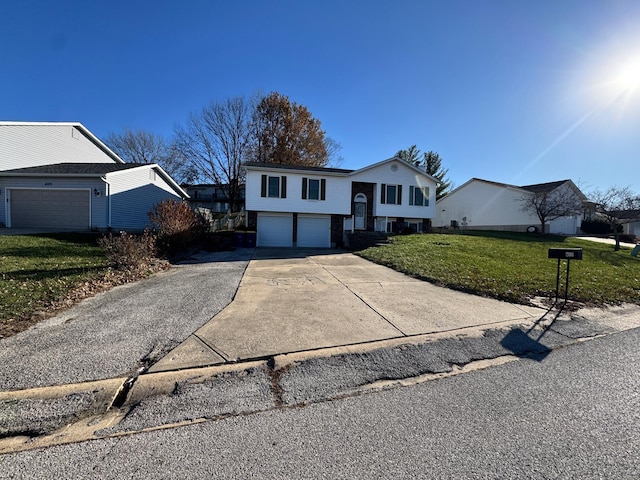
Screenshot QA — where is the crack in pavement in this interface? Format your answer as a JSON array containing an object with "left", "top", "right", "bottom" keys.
[{"left": 0, "top": 314, "right": 633, "bottom": 454}]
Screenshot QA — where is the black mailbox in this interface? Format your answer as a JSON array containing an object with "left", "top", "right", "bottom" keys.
[{"left": 548, "top": 248, "right": 582, "bottom": 260}]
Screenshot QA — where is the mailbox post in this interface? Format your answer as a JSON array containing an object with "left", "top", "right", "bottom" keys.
[{"left": 548, "top": 248, "right": 582, "bottom": 303}]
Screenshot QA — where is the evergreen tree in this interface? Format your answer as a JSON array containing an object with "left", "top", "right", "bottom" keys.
[{"left": 395, "top": 146, "right": 452, "bottom": 200}]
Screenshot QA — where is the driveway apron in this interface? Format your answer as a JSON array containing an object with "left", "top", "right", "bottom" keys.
[{"left": 152, "top": 249, "right": 543, "bottom": 372}]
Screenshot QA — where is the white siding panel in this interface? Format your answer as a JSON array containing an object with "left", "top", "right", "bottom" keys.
[
  {"left": 0, "top": 125, "right": 117, "bottom": 171},
  {"left": 351, "top": 160, "right": 437, "bottom": 219},
  {"left": 107, "top": 166, "right": 184, "bottom": 231},
  {"left": 246, "top": 170, "right": 351, "bottom": 215}
]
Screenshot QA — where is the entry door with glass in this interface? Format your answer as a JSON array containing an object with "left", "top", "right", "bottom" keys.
[{"left": 354, "top": 193, "right": 367, "bottom": 229}]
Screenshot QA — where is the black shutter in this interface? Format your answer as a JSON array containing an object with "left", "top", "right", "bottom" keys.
[
  {"left": 409, "top": 186, "right": 414, "bottom": 206},
  {"left": 397, "top": 185, "right": 402, "bottom": 205},
  {"left": 320, "top": 179, "right": 326, "bottom": 200},
  {"left": 302, "top": 177, "right": 307, "bottom": 199},
  {"left": 381, "top": 184, "right": 386, "bottom": 204},
  {"left": 281, "top": 176, "right": 287, "bottom": 198},
  {"left": 261, "top": 175, "right": 267, "bottom": 197}
]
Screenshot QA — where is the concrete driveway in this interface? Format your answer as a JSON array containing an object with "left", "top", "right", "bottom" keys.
[{"left": 152, "top": 249, "right": 544, "bottom": 372}]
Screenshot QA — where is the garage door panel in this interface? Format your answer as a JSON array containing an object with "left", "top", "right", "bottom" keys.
[
  {"left": 257, "top": 214, "right": 293, "bottom": 247},
  {"left": 10, "top": 189, "right": 90, "bottom": 230},
  {"left": 297, "top": 215, "right": 331, "bottom": 248}
]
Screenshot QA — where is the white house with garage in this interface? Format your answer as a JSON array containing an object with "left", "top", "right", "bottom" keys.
[
  {"left": 435, "top": 178, "right": 589, "bottom": 234},
  {"left": 244, "top": 158, "right": 438, "bottom": 248},
  {"left": 0, "top": 122, "right": 188, "bottom": 231}
]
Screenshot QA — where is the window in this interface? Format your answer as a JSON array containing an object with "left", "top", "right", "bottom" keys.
[
  {"left": 380, "top": 184, "right": 402, "bottom": 205},
  {"left": 268, "top": 177, "right": 280, "bottom": 197},
  {"left": 301, "top": 177, "right": 326, "bottom": 200},
  {"left": 409, "top": 186, "right": 429, "bottom": 206},
  {"left": 261, "top": 174, "right": 287, "bottom": 198}
]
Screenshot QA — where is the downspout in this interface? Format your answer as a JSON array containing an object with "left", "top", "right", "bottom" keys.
[{"left": 101, "top": 177, "right": 112, "bottom": 231}]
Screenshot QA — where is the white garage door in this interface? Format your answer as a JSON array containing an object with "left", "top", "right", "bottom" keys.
[
  {"left": 549, "top": 216, "right": 577, "bottom": 235},
  {"left": 297, "top": 215, "right": 331, "bottom": 248},
  {"left": 257, "top": 213, "right": 293, "bottom": 247},
  {"left": 10, "top": 189, "right": 90, "bottom": 230}
]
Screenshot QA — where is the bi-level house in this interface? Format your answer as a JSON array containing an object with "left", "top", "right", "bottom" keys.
[{"left": 244, "top": 157, "right": 439, "bottom": 247}]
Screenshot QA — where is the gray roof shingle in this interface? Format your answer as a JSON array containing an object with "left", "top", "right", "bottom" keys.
[{"left": 0, "top": 162, "right": 145, "bottom": 175}]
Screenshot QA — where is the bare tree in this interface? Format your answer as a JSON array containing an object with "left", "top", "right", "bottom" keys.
[
  {"left": 590, "top": 186, "right": 640, "bottom": 250},
  {"left": 519, "top": 182, "right": 585, "bottom": 234},
  {"left": 324, "top": 137, "right": 343, "bottom": 168},
  {"left": 105, "top": 128, "right": 189, "bottom": 182},
  {"left": 173, "top": 96, "right": 254, "bottom": 212}
]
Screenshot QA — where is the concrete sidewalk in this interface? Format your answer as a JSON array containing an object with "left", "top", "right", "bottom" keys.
[{"left": 150, "top": 249, "right": 545, "bottom": 372}]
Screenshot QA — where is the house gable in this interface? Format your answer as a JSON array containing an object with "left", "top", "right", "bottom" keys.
[{"left": 0, "top": 122, "right": 123, "bottom": 172}]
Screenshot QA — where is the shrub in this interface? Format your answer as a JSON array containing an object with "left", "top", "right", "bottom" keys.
[
  {"left": 148, "top": 199, "right": 207, "bottom": 257},
  {"left": 580, "top": 220, "right": 610, "bottom": 234},
  {"left": 98, "top": 230, "right": 157, "bottom": 269}
]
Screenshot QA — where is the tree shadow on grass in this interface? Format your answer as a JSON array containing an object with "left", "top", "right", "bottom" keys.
[{"left": 3, "top": 266, "right": 106, "bottom": 282}]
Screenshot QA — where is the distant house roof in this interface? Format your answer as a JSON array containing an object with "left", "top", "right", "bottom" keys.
[
  {"left": 0, "top": 163, "right": 143, "bottom": 175},
  {"left": 519, "top": 180, "right": 569, "bottom": 194},
  {"left": 439, "top": 178, "right": 588, "bottom": 203},
  {"left": 243, "top": 161, "right": 353, "bottom": 175}
]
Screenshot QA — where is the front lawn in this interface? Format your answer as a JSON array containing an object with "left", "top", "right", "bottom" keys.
[
  {"left": 357, "top": 231, "right": 640, "bottom": 306},
  {"left": 0, "top": 234, "right": 109, "bottom": 337}
]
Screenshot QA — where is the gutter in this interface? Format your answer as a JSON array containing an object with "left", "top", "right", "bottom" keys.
[{"left": 101, "top": 177, "right": 112, "bottom": 230}]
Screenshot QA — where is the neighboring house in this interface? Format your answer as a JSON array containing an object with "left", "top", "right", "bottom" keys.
[
  {"left": 435, "top": 178, "right": 588, "bottom": 234},
  {"left": 182, "top": 183, "right": 246, "bottom": 213},
  {"left": 244, "top": 157, "right": 438, "bottom": 248},
  {"left": 0, "top": 121, "right": 188, "bottom": 231},
  {"left": 615, "top": 210, "right": 640, "bottom": 238}
]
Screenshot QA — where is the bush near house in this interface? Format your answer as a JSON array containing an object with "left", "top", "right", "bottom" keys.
[
  {"left": 97, "top": 230, "right": 157, "bottom": 269},
  {"left": 148, "top": 199, "right": 208, "bottom": 257},
  {"left": 580, "top": 220, "right": 611, "bottom": 234}
]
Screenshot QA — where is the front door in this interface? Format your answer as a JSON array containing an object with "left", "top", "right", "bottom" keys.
[{"left": 355, "top": 202, "right": 366, "bottom": 229}]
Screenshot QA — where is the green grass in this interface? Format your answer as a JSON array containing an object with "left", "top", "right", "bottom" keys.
[
  {"left": 357, "top": 231, "right": 640, "bottom": 306},
  {"left": 0, "top": 234, "right": 109, "bottom": 324}
]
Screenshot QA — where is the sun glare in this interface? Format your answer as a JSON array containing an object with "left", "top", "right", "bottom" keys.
[{"left": 615, "top": 57, "right": 640, "bottom": 92}]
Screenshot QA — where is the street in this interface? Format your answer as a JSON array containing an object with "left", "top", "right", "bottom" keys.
[{"left": 2, "top": 328, "right": 639, "bottom": 479}]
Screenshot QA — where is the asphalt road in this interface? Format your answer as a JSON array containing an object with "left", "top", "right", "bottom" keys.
[
  {"left": 2, "top": 327, "right": 638, "bottom": 479},
  {"left": 0, "top": 250, "right": 251, "bottom": 390}
]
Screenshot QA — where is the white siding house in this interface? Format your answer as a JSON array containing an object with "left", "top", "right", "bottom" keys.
[
  {"left": 0, "top": 122, "right": 188, "bottom": 231},
  {"left": 244, "top": 158, "right": 438, "bottom": 248},
  {"left": 436, "top": 178, "right": 588, "bottom": 234}
]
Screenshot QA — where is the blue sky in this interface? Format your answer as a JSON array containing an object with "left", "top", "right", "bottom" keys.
[{"left": 2, "top": 0, "right": 639, "bottom": 193}]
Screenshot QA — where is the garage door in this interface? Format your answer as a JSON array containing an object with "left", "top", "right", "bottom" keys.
[
  {"left": 257, "top": 213, "right": 293, "bottom": 247},
  {"left": 10, "top": 189, "right": 90, "bottom": 230},
  {"left": 297, "top": 215, "right": 331, "bottom": 248}
]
